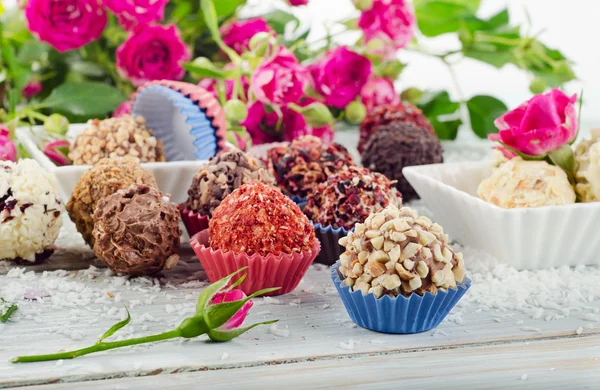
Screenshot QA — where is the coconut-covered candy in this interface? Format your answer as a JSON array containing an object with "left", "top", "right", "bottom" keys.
[
  {"left": 267, "top": 135, "right": 354, "bottom": 199},
  {"left": 339, "top": 205, "right": 465, "bottom": 298},
  {"left": 0, "top": 159, "right": 62, "bottom": 262},
  {"left": 67, "top": 158, "right": 158, "bottom": 248},
  {"left": 92, "top": 184, "right": 182, "bottom": 276},
  {"left": 304, "top": 166, "right": 402, "bottom": 231},
  {"left": 359, "top": 103, "right": 434, "bottom": 154},
  {"left": 362, "top": 122, "right": 443, "bottom": 202},
  {"left": 478, "top": 158, "right": 576, "bottom": 208},
  {"left": 69, "top": 115, "right": 165, "bottom": 165},
  {"left": 574, "top": 128, "right": 600, "bottom": 202},
  {"left": 209, "top": 182, "right": 315, "bottom": 256},
  {"left": 183, "top": 149, "right": 275, "bottom": 218}
]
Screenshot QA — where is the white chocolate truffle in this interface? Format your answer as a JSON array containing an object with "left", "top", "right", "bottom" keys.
[
  {"left": 478, "top": 158, "right": 575, "bottom": 208},
  {"left": 0, "top": 159, "right": 63, "bottom": 262},
  {"left": 574, "top": 128, "right": 600, "bottom": 202}
]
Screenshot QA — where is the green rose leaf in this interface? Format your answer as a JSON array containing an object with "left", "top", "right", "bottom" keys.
[
  {"left": 417, "top": 91, "right": 462, "bottom": 140},
  {"left": 415, "top": 0, "right": 480, "bottom": 37},
  {"left": 214, "top": 0, "right": 246, "bottom": 18},
  {"left": 263, "top": 10, "right": 300, "bottom": 34},
  {"left": 184, "top": 57, "right": 234, "bottom": 79},
  {"left": 41, "top": 82, "right": 126, "bottom": 117},
  {"left": 97, "top": 309, "right": 131, "bottom": 343},
  {"left": 207, "top": 320, "right": 278, "bottom": 342},
  {"left": 466, "top": 95, "right": 507, "bottom": 138}
]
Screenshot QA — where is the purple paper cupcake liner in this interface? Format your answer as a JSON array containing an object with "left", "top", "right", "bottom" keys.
[
  {"left": 331, "top": 262, "right": 471, "bottom": 334},
  {"left": 312, "top": 223, "right": 349, "bottom": 266}
]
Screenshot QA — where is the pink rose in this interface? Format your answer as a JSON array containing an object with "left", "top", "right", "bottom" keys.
[
  {"left": 220, "top": 18, "right": 273, "bottom": 55},
  {"left": 309, "top": 47, "right": 372, "bottom": 109},
  {"left": 491, "top": 89, "right": 578, "bottom": 157},
  {"left": 210, "top": 290, "right": 253, "bottom": 330},
  {"left": 25, "top": 0, "right": 107, "bottom": 52},
  {"left": 103, "top": 0, "right": 169, "bottom": 30},
  {"left": 116, "top": 24, "right": 191, "bottom": 87},
  {"left": 0, "top": 126, "right": 17, "bottom": 162},
  {"left": 360, "top": 77, "right": 399, "bottom": 113},
  {"left": 287, "top": 0, "right": 309, "bottom": 5},
  {"left": 359, "top": 0, "right": 415, "bottom": 51},
  {"left": 43, "top": 140, "right": 71, "bottom": 166},
  {"left": 22, "top": 80, "right": 43, "bottom": 99},
  {"left": 112, "top": 100, "right": 133, "bottom": 118},
  {"left": 241, "top": 102, "right": 281, "bottom": 144},
  {"left": 251, "top": 46, "right": 307, "bottom": 106}
]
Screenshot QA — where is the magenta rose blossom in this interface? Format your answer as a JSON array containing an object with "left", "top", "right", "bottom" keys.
[
  {"left": 309, "top": 47, "right": 372, "bottom": 109},
  {"left": 25, "top": 0, "right": 107, "bottom": 52},
  {"left": 117, "top": 24, "right": 191, "bottom": 87},
  {"left": 104, "top": 0, "right": 169, "bottom": 30},
  {"left": 43, "top": 140, "right": 71, "bottom": 166},
  {"left": 251, "top": 46, "right": 308, "bottom": 106},
  {"left": 359, "top": 0, "right": 415, "bottom": 51},
  {"left": 360, "top": 77, "right": 400, "bottom": 113},
  {"left": 490, "top": 89, "right": 578, "bottom": 157},
  {"left": 241, "top": 102, "right": 281, "bottom": 144},
  {"left": 22, "top": 80, "right": 43, "bottom": 99},
  {"left": 0, "top": 126, "right": 17, "bottom": 162},
  {"left": 287, "top": 0, "right": 309, "bottom": 5},
  {"left": 221, "top": 18, "right": 273, "bottom": 55},
  {"left": 210, "top": 290, "right": 253, "bottom": 330}
]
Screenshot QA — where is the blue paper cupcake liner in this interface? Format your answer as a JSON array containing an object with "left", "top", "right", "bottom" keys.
[
  {"left": 289, "top": 195, "right": 306, "bottom": 206},
  {"left": 132, "top": 85, "right": 218, "bottom": 161},
  {"left": 312, "top": 223, "right": 350, "bottom": 266},
  {"left": 331, "top": 262, "right": 471, "bottom": 334}
]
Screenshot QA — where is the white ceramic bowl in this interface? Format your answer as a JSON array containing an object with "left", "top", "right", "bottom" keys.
[
  {"left": 16, "top": 124, "right": 207, "bottom": 203},
  {"left": 403, "top": 162, "right": 600, "bottom": 270}
]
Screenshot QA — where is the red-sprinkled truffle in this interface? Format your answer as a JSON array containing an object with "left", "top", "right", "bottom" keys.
[
  {"left": 304, "top": 166, "right": 403, "bottom": 231},
  {"left": 359, "top": 103, "right": 434, "bottom": 154},
  {"left": 209, "top": 182, "right": 316, "bottom": 256},
  {"left": 267, "top": 135, "right": 355, "bottom": 199}
]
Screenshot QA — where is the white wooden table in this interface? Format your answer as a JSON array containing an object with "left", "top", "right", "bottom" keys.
[{"left": 1, "top": 134, "right": 599, "bottom": 389}]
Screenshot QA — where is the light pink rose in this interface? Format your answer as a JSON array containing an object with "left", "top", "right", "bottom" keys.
[
  {"left": 251, "top": 46, "right": 307, "bottom": 106},
  {"left": 220, "top": 18, "right": 273, "bottom": 55},
  {"left": 359, "top": 0, "right": 415, "bottom": 51},
  {"left": 287, "top": 0, "right": 309, "bottom": 5},
  {"left": 112, "top": 99, "right": 133, "bottom": 118},
  {"left": 210, "top": 290, "right": 253, "bottom": 330},
  {"left": 43, "top": 140, "right": 71, "bottom": 166},
  {"left": 360, "top": 77, "right": 399, "bottom": 113},
  {"left": 25, "top": 0, "right": 107, "bottom": 52},
  {"left": 116, "top": 24, "right": 191, "bottom": 87},
  {"left": 103, "top": 0, "right": 169, "bottom": 30},
  {"left": 22, "top": 80, "right": 43, "bottom": 99},
  {"left": 309, "top": 47, "right": 372, "bottom": 109},
  {"left": 491, "top": 89, "right": 578, "bottom": 157},
  {"left": 0, "top": 126, "right": 17, "bottom": 162}
]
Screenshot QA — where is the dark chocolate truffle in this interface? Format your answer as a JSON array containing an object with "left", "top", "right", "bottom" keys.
[
  {"left": 92, "top": 184, "right": 182, "bottom": 276},
  {"left": 362, "top": 122, "right": 443, "bottom": 202},
  {"left": 267, "top": 135, "right": 355, "bottom": 199},
  {"left": 359, "top": 103, "right": 434, "bottom": 154}
]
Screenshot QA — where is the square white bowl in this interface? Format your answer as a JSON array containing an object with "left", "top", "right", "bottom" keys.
[
  {"left": 16, "top": 124, "right": 207, "bottom": 204},
  {"left": 403, "top": 162, "right": 600, "bottom": 270}
]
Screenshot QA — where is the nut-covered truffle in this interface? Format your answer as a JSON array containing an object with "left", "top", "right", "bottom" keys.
[
  {"left": 92, "top": 184, "right": 181, "bottom": 276},
  {"left": 0, "top": 159, "right": 63, "bottom": 262},
  {"left": 359, "top": 103, "right": 434, "bottom": 154},
  {"left": 183, "top": 149, "right": 276, "bottom": 217},
  {"left": 209, "top": 182, "right": 315, "bottom": 256},
  {"left": 478, "top": 158, "right": 576, "bottom": 208},
  {"left": 338, "top": 205, "right": 465, "bottom": 298},
  {"left": 362, "top": 122, "right": 443, "bottom": 202},
  {"left": 574, "top": 128, "right": 600, "bottom": 202},
  {"left": 304, "top": 166, "right": 403, "bottom": 231},
  {"left": 67, "top": 157, "right": 158, "bottom": 248},
  {"left": 267, "top": 135, "right": 354, "bottom": 199},
  {"left": 69, "top": 115, "right": 166, "bottom": 165}
]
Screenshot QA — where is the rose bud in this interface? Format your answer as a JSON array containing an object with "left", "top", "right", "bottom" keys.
[
  {"left": 345, "top": 101, "right": 367, "bottom": 124},
  {"left": 43, "top": 140, "right": 71, "bottom": 166},
  {"left": 44, "top": 114, "right": 70, "bottom": 136}
]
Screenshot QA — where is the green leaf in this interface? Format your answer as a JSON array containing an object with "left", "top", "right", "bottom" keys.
[
  {"left": 2, "top": 45, "right": 30, "bottom": 92},
  {"left": 205, "top": 287, "right": 280, "bottom": 329},
  {"left": 69, "top": 61, "right": 106, "bottom": 78},
  {"left": 196, "top": 267, "right": 249, "bottom": 313},
  {"left": 431, "top": 118, "right": 462, "bottom": 140},
  {"left": 214, "top": 0, "right": 246, "bottom": 17},
  {"left": 18, "top": 40, "right": 50, "bottom": 63},
  {"left": 417, "top": 91, "right": 462, "bottom": 140},
  {"left": 1, "top": 299, "right": 18, "bottom": 324},
  {"left": 263, "top": 10, "right": 300, "bottom": 34},
  {"left": 466, "top": 95, "right": 507, "bottom": 138},
  {"left": 341, "top": 17, "right": 358, "bottom": 29},
  {"left": 184, "top": 61, "right": 230, "bottom": 79},
  {"left": 207, "top": 320, "right": 278, "bottom": 342},
  {"left": 200, "top": 0, "right": 239, "bottom": 61},
  {"left": 97, "top": 309, "right": 131, "bottom": 343},
  {"left": 41, "top": 82, "right": 125, "bottom": 117},
  {"left": 415, "top": 0, "right": 480, "bottom": 37},
  {"left": 377, "top": 60, "right": 406, "bottom": 80}
]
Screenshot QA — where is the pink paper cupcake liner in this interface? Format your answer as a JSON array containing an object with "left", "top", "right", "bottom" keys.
[
  {"left": 190, "top": 230, "right": 320, "bottom": 296},
  {"left": 179, "top": 205, "right": 210, "bottom": 238}
]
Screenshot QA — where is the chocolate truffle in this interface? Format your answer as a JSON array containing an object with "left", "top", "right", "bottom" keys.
[
  {"left": 359, "top": 103, "right": 434, "bottom": 154},
  {"left": 362, "top": 122, "right": 443, "bottom": 202},
  {"left": 183, "top": 149, "right": 275, "bottom": 218},
  {"left": 267, "top": 135, "right": 354, "bottom": 198},
  {"left": 92, "top": 184, "right": 181, "bottom": 276},
  {"left": 0, "top": 159, "right": 62, "bottom": 262},
  {"left": 574, "top": 128, "right": 600, "bottom": 202},
  {"left": 67, "top": 157, "right": 158, "bottom": 248},
  {"left": 338, "top": 204, "right": 465, "bottom": 298},
  {"left": 209, "top": 182, "right": 315, "bottom": 256},
  {"left": 304, "top": 166, "right": 403, "bottom": 231},
  {"left": 478, "top": 158, "right": 576, "bottom": 208},
  {"left": 69, "top": 115, "right": 166, "bottom": 165}
]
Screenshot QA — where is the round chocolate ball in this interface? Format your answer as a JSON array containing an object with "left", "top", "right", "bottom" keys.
[
  {"left": 92, "top": 184, "right": 182, "bottom": 276},
  {"left": 209, "top": 182, "right": 315, "bottom": 256},
  {"left": 362, "top": 122, "right": 443, "bottom": 202}
]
